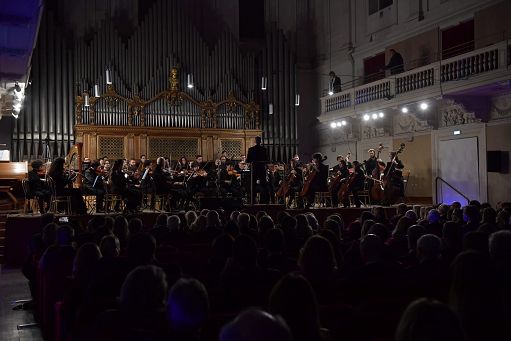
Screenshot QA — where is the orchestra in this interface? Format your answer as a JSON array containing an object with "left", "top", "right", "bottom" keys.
[{"left": 25, "top": 141, "right": 405, "bottom": 214}]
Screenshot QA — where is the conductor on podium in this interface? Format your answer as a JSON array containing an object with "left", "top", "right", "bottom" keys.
[{"left": 246, "top": 136, "right": 269, "bottom": 204}]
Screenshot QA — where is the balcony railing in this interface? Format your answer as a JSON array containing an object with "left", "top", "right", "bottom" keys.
[{"left": 320, "top": 40, "right": 510, "bottom": 118}]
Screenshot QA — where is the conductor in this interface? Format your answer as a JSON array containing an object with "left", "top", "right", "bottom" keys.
[{"left": 246, "top": 136, "right": 269, "bottom": 204}]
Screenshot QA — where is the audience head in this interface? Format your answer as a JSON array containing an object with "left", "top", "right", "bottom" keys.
[
  {"left": 360, "top": 211, "right": 376, "bottom": 224},
  {"left": 393, "top": 216, "right": 413, "bottom": 238},
  {"left": 408, "top": 224, "right": 426, "bottom": 251},
  {"left": 113, "top": 216, "right": 129, "bottom": 241},
  {"left": 192, "top": 215, "right": 207, "bottom": 232},
  {"left": 206, "top": 210, "right": 221, "bottom": 228},
  {"left": 258, "top": 215, "right": 275, "bottom": 237},
  {"left": 229, "top": 211, "right": 240, "bottom": 223},
  {"left": 100, "top": 234, "right": 120, "bottom": 258},
  {"left": 211, "top": 233, "right": 234, "bottom": 262},
  {"left": 489, "top": 230, "right": 511, "bottom": 266},
  {"left": 299, "top": 235, "right": 337, "bottom": 281},
  {"left": 42, "top": 222, "right": 58, "bottom": 246},
  {"left": 368, "top": 223, "right": 389, "bottom": 242},
  {"left": 396, "top": 298, "right": 465, "bottom": 341},
  {"left": 56, "top": 225, "right": 75, "bottom": 246},
  {"left": 167, "top": 215, "right": 181, "bottom": 232},
  {"left": 120, "top": 265, "right": 167, "bottom": 313},
  {"left": 305, "top": 213, "right": 319, "bottom": 231},
  {"left": 167, "top": 278, "right": 209, "bottom": 331},
  {"left": 438, "top": 204, "right": 449, "bottom": 217},
  {"left": 404, "top": 210, "right": 418, "bottom": 223},
  {"left": 361, "top": 219, "right": 375, "bottom": 238},
  {"left": 442, "top": 221, "right": 462, "bottom": 250},
  {"left": 128, "top": 218, "right": 143, "bottom": 235},
  {"left": 427, "top": 209, "right": 441, "bottom": 224},
  {"left": 237, "top": 213, "right": 251, "bottom": 233},
  {"left": 264, "top": 228, "right": 285, "bottom": 254},
  {"left": 360, "top": 234, "right": 383, "bottom": 263},
  {"left": 416, "top": 234, "right": 442, "bottom": 262},
  {"left": 220, "top": 309, "right": 291, "bottom": 341},
  {"left": 73, "top": 242, "right": 101, "bottom": 282},
  {"left": 497, "top": 209, "right": 510, "bottom": 228},
  {"left": 463, "top": 205, "right": 480, "bottom": 223},
  {"left": 468, "top": 200, "right": 481, "bottom": 209},
  {"left": 462, "top": 231, "right": 489, "bottom": 254},
  {"left": 156, "top": 213, "right": 168, "bottom": 227},
  {"left": 323, "top": 219, "right": 341, "bottom": 240},
  {"left": 269, "top": 273, "right": 321, "bottom": 341},
  {"left": 327, "top": 214, "right": 344, "bottom": 230},
  {"left": 481, "top": 207, "right": 496, "bottom": 225},
  {"left": 185, "top": 211, "right": 197, "bottom": 228},
  {"left": 127, "top": 232, "right": 156, "bottom": 265},
  {"left": 232, "top": 234, "right": 258, "bottom": 268}
]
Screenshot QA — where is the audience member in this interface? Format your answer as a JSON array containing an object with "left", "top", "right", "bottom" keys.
[{"left": 220, "top": 309, "right": 291, "bottom": 341}]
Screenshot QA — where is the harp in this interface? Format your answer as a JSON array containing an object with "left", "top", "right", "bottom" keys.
[{"left": 65, "top": 142, "right": 83, "bottom": 188}]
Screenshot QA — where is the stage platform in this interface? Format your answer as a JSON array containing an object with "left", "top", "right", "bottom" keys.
[{"left": 3, "top": 204, "right": 405, "bottom": 267}]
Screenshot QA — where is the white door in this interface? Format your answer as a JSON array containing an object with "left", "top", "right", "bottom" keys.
[{"left": 437, "top": 137, "right": 479, "bottom": 204}]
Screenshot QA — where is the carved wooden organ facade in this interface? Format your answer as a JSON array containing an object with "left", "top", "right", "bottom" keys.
[{"left": 75, "top": 67, "right": 261, "bottom": 161}]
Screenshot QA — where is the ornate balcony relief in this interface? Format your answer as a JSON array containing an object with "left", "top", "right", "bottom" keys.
[
  {"left": 490, "top": 94, "right": 511, "bottom": 120},
  {"left": 439, "top": 99, "right": 481, "bottom": 127},
  {"left": 394, "top": 112, "right": 432, "bottom": 135}
]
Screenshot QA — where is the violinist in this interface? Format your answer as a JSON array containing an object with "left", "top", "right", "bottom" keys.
[
  {"left": 176, "top": 156, "right": 190, "bottom": 172},
  {"left": 186, "top": 160, "right": 207, "bottom": 196},
  {"left": 83, "top": 160, "right": 105, "bottom": 212},
  {"left": 341, "top": 160, "right": 365, "bottom": 208},
  {"left": 285, "top": 158, "right": 304, "bottom": 208},
  {"left": 330, "top": 157, "right": 350, "bottom": 207},
  {"left": 217, "top": 162, "right": 241, "bottom": 197},
  {"left": 267, "top": 164, "right": 282, "bottom": 204},
  {"left": 304, "top": 153, "right": 329, "bottom": 208},
  {"left": 47, "top": 157, "right": 87, "bottom": 214},
  {"left": 110, "top": 159, "right": 142, "bottom": 212},
  {"left": 28, "top": 160, "right": 51, "bottom": 214},
  {"left": 235, "top": 155, "right": 249, "bottom": 172}
]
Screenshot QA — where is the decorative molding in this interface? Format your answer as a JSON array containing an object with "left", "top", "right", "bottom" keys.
[
  {"left": 394, "top": 112, "right": 432, "bottom": 134},
  {"left": 439, "top": 99, "right": 481, "bottom": 127},
  {"left": 490, "top": 93, "right": 511, "bottom": 120}
]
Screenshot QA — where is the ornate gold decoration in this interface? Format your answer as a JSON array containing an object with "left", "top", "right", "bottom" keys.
[{"left": 75, "top": 68, "right": 261, "bottom": 130}]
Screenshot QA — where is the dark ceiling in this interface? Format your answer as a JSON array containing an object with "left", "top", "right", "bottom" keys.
[{"left": 0, "top": 0, "right": 43, "bottom": 82}]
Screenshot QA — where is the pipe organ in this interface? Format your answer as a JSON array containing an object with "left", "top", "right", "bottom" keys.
[{"left": 11, "top": 0, "right": 298, "bottom": 162}]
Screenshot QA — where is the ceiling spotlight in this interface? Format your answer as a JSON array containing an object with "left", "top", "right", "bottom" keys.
[
  {"left": 378, "top": 112, "right": 384, "bottom": 118},
  {"left": 335, "top": 122, "right": 342, "bottom": 127},
  {"left": 330, "top": 122, "right": 337, "bottom": 128},
  {"left": 363, "top": 114, "right": 370, "bottom": 121},
  {"left": 401, "top": 107, "right": 409, "bottom": 113},
  {"left": 106, "top": 69, "right": 112, "bottom": 85},
  {"left": 14, "top": 82, "right": 21, "bottom": 92},
  {"left": 295, "top": 94, "right": 300, "bottom": 106},
  {"left": 328, "top": 90, "right": 334, "bottom": 96},
  {"left": 420, "top": 102, "right": 428, "bottom": 110},
  {"left": 341, "top": 120, "right": 347, "bottom": 126},
  {"left": 372, "top": 113, "right": 378, "bottom": 119},
  {"left": 261, "top": 77, "right": 267, "bottom": 91}
]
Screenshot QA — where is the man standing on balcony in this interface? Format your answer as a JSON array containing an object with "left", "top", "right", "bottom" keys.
[
  {"left": 329, "top": 71, "right": 342, "bottom": 93},
  {"left": 384, "top": 49, "right": 404, "bottom": 75}
]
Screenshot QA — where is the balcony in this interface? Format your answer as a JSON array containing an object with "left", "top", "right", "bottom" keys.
[{"left": 319, "top": 40, "right": 511, "bottom": 122}]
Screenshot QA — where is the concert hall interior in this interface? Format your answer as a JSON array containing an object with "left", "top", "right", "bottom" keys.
[{"left": 0, "top": 0, "right": 511, "bottom": 340}]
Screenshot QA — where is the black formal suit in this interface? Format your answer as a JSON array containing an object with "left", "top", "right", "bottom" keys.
[
  {"left": 83, "top": 167, "right": 105, "bottom": 210},
  {"left": 28, "top": 169, "right": 50, "bottom": 213},
  {"left": 246, "top": 143, "right": 269, "bottom": 204}
]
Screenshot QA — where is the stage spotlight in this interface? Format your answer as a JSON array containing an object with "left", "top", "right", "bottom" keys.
[
  {"left": 420, "top": 102, "right": 428, "bottom": 110},
  {"left": 372, "top": 113, "right": 378, "bottom": 119},
  {"left": 378, "top": 112, "right": 384, "bottom": 118},
  {"left": 363, "top": 114, "right": 370, "bottom": 121},
  {"left": 401, "top": 107, "right": 408, "bottom": 113},
  {"left": 330, "top": 122, "right": 337, "bottom": 128},
  {"left": 341, "top": 120, "right": 347, "bottom": 126},
  {"left": 335, "top": 122, "right": 342, "bottom": 127}
]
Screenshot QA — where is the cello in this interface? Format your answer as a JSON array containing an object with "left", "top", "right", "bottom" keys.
[{"left": 300, "top": 155, "right": 327, "bottom": 197}]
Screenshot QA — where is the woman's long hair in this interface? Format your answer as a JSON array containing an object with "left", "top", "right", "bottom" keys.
[{"left": 48, "top": 157, "right": 65, "bottom": 179}]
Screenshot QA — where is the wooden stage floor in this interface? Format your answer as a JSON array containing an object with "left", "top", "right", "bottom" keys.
[{"left": 2, "top": 204, "right": 409, "bottom": 267}]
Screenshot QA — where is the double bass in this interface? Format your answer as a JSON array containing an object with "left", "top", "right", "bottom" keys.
[{"left": 382, "top": 143, "right": 405, "bottom": 204}]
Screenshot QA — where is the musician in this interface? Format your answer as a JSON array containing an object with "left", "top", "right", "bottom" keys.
[
  {"left": 286, "top": 158, "right": 303, "bottom": 208},
  {"left": 330, "top": 157, "right": 350, "bottom": 207},
  {"left": 28, "top": 160, "right": 51, "bottom": 214},
  {"left": 47, "top": 157, "right": 87, "bottom": 214},
  {"left": 341, "top": 161, "right": 365, "bottom": 208},
  {"left": 293, "top": 153, "right": 302, "bottom": 167},
  {"left": 217, "top": 162, "right": 241, "bottom": 197},
  {"left": 140, "top": 154, "right": 146, "bottom": 165},
  {"left": 176, "top": 157, "right": 190, "bottom": 172},
  {"left": 235, "top": 155, "right": 248, "bottom": 171},
  {"left": 383, "top": 151, "right": 405, "bottom": 203},
  {"left": 246, "top": 136, "right": 269, "bottom": 204},
  {"left": 220, "top": 150, "right": 230, "bottom": 162},
  {"left": 365, "top": 149, "right": 378, "bottom": 176},
  {"left": 305, "top": 153, "right": 329, "bottom": 207},
  {"left": 110, "top": 159, "right": 142, "bottom": 212},
  {"left": 267, "top": 164, "right": 283, "bottom": 204},
  {"left": 83, "top": 160, "right": 105, "bottom": 212},
  {"left": 187, "top": 160, "right": 207, "bottom": 196}
]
